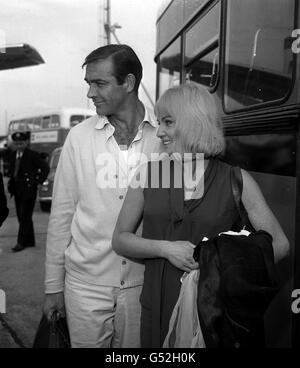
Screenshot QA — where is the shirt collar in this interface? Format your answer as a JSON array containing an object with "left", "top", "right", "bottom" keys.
[
  {"left": 94, "top": 106, "right": 158, "bottom": 143},
  {"left": 16, "top": 150, "right": 24, "bottom": 158},
  {"left": 95, "top": 115, "right": 110, "bottom": 130},
  {"left": 94, "top": 106, "right": 157, "bottom": 131},
  {"left": 142, "top": 107, "right": 157, "bottom": 129}
]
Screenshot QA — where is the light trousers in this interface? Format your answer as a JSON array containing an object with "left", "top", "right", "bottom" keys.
[{"left": 64, "top": 273, "right": 142, "bottom": 348}]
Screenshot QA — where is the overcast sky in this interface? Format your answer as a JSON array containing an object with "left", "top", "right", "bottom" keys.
[{"left": 0, "top": 0, "right": 164, "bottom": 135}]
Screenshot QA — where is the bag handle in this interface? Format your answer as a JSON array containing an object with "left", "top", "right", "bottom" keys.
[{"left": 230, "top": 167, "right": 253, "bottom": 230}]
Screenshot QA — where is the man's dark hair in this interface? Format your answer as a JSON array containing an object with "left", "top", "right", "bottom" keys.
[{"left": 82, "top": 44, "right": 143, "bottom": 93}]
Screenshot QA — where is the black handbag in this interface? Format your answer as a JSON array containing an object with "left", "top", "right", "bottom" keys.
[{"left": 32, "top": 312, "right": 71, "bottom": 348}]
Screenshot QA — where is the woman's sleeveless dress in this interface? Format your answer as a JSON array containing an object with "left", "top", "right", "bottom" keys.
[{"left": 140, "top": 158, "right": 241, "bottom": 347}]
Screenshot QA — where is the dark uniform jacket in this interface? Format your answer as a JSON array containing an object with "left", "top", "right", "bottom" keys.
[
  {"left": 0, "top": 172, "right": 9, "bottom": 227},
  {"left": 7, "top": 148, "right": 49, "bottom": 199}
]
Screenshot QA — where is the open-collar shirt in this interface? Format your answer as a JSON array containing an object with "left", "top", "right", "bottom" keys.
[{"left": 45, "top": 109, "right": 160, "bottom": 293}]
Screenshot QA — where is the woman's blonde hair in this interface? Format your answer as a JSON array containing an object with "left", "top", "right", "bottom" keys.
[{"left": 155, "top": 82, "right": 225, "bottom": 156}]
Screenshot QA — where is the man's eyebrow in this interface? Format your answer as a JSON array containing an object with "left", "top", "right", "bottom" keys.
[{"left": 84, "top": 78, "right": 107, "bottom": 83}]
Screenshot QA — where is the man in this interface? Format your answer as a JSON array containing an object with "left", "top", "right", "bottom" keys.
[
  {"left": 0, "top": 171, "right": 9, "bottom": 227},
  {"left": 43, "top": 44, "right": 160, "bottom": 348},
  {"left": 7, "top": 131, "right": 49, "bottom": 252}
]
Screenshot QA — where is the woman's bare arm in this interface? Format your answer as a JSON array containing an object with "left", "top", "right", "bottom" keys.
[
  {"left": 112, "top": 184, "right": 198, "bottom": 272},
  {"left": 241, "top": 169, "right": 289, "bottom": 262}
]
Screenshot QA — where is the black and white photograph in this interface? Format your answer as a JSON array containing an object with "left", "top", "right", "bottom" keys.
[{"left": 0, "top": 0, "right": 299, "bottom": 353}]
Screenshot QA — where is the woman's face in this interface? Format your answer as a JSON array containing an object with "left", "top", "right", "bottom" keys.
[{"left": 156, "top": 108, "right": 177, "bottom": 155}]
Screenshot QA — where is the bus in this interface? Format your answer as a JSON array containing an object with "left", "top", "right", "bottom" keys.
[
  {"left": 155, "top": 0, "right": 299, "bottom": 347},
  {"left": 6, "top": 107, "right": 96, "bottom": 161}
]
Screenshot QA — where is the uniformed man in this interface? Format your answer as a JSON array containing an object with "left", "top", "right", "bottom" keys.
[{"left": 8, "top": 131, "right": 49, "bottom": 252}]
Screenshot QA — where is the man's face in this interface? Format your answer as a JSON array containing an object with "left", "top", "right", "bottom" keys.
[
  {"left": 85, "top": 58, "right": 128, "bottom": 116},
  {"left": 13, "top": 140, "right": 28, "bottom": 152}
]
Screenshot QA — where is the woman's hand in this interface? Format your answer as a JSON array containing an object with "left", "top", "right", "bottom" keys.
[{"left": 162, "top": 240, "right": 199, "bottom": 272}]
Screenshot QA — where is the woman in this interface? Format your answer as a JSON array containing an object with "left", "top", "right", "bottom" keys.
[{"left": 112, "top": 82, "right": 289, "bottom": 347}]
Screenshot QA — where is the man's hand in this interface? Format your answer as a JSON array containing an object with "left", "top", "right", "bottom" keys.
[{"left": 43, "top": 292, "right": 65, "bottom": 321}]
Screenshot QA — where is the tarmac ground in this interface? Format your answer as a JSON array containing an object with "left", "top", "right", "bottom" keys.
[{"left": 0, "top": 178, "right": 49, "bottom": 348}]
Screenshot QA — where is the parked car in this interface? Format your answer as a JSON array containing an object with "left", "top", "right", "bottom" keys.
[{"left": 38, "top": 147, "right": 62, "bottom": 212}]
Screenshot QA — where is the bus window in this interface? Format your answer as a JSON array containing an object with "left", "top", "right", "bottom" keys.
[
  {"left": 158, "top": 38, "right": 181, "bottom": 97},
  {"left": 224, "top": 0, "right": 295, "bottom": 111},
  {"left": 26, "top": 118, "right": 34, "bottom": 131},
  {"left": 8, "top": 121, "right": 15, "bottom": 133},
  {"left": 14, "top": 121, "right": 21, "bottom": 131},
  {"left": 11, "top": 122, "right": 17, "bottom": 132},
  {"left": 184, "top": 2, "right": 220, "bottom": 88},
  {"left": 33, "top": 117, "right": 41, "bottom": 130},
  {"left": 18, "top": 119, "right": 28, "bottom": 131},
  {"left": 156, "top": 0, "right": 184, "bottom": 52},
  {"left": 50, "top": 115, "right": 60, "bottom": 128},
  {"left": 184, "top": 0, "right": 207, "bottom": 20},
  {"left": 186, "top": 48, "right": 219, "bottom": 87},
  {"left": 185, "top": 2, "right": 220, "bottom": 62},
  {"left": 41, "top": 116, "right": 51, "bottom": 129},
  {"left": 70, "top": 115, "right": 86, "bottom": 127}
]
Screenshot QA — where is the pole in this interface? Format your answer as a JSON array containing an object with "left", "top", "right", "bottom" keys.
[
  {"left": 105, "top": 0, "right": 111, "bottom": 45},
  {"left": 5, "top": 109, "right": 8, "bottom": 134}
]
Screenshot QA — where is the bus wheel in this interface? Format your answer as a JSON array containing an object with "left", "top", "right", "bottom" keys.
[{"left": 40, "top": 201, "right": 51, "bottom": 212}]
